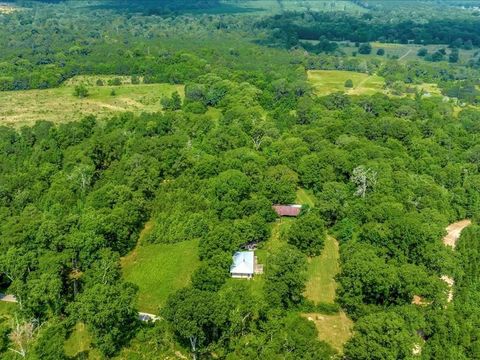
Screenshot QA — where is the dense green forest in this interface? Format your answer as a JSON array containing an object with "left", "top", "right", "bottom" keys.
[{"left": 0, "top": 0, "right": 480, "bottom": 359}]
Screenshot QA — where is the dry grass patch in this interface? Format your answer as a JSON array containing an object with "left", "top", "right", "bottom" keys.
[
  {"left": 302, "top": 312, "right": 353, "bottom": 353},
  {"left": 0, "top": 76, "right": 184, "bottom": 127}
]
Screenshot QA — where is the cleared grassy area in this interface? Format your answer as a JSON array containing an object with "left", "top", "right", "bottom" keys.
[
  {"left": 339, "top": 42, "right": 478, "bottom": 64},
  {"left": 220, "top": 0, "right": 366, "bottom": 15},
  {"left": 308, "top": 70, "right": 385, "bottom": 96},
  {"left": 304, "top": 235, "right": 339, "bottom": 303},
  {"left": 121, "top": 239, "right": 200, "bottom": 314},
  {"left": 0, "top": 75, "right": 184, "bottom": 126},
  {"left": 302, "top": 312, "right": 353, "bottom": 353},
  {"left": 0, "top": 301, "right": 17, "bottom": 318},
  {"left": 64, "top": 323, "right": 102, "bottom": 360},
  {"left": 296, "top": 188, "right": 315, "bottom": 208}
]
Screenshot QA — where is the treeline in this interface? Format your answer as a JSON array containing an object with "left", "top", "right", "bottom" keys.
[{"left": 258, "top": 11, "right": 480, "bottom": 47}]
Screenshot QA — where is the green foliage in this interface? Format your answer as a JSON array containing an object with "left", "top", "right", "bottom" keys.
[
  {"left": 265, "top": 245, "right": 308, "bottom": 309},
  {"left": 32, "top": 321, "right": 67, "bottom": 360},
  {"left": 286, "top": 210, "right": 326, "bottom": 256},
  {"left": 344, "top": 79, "right": 354, "bottom": 88},
  {"left": 70, "top": 282, "right": 139, "bottom": 356},
  {"left": 344, "top": 310, "right": 417, "bottom": 360},
  {"left": 417, "top": 48, "right": 428, "bottom": 57},
  {"left": 73, "top": 84, "right": 89, "bottom": 98},
  {"left": 358, "top": 43, "right": 372, "bottom": 55}
]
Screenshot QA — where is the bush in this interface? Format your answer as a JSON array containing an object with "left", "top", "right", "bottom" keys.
[
  {"left": 344, "top": 79, "right": 354, "bottom": 88},
  {"left": 377, "top": 48, "right": 385, "bottom": 56},
  {"left": 417, "top": 48, "right": 428, "bottom": 57},
  {"left": 286, "top": 210, "right": 326, "bottom": 256},
  {"left": 73, "top": 84, "right": 89, "bottom": 98},
  {"left": 358, "top": 43, "right": 372, "bottom": 54}
]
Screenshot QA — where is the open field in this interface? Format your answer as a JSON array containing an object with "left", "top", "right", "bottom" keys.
[
  {"left": 302, "top": 312, "right": 353, "bottom": 353},
  {"left": 64, "top": 323, "right": 101, "bottom": 360},
  {"left": 0, "top": 75, "right": 184, "bottom": 127},
  {"left": 220, "top": 0, "right": 366, "bottom": 15},
  {"left": 304, "top": 235, "right": 340, "bottom": 303},
  {"left": 308, "top": 69, "right": 443, "bottom": 98},
  {"left": 308, "top": 70, "right": 385, "bottom": 96},
  {"left": 338, "top": 42, "right": 478, "bottom": 64},
  {"left": 121, "top": 239, "right": 200, "bottom": 313},
  {"left": 0, "top": 4, "right": 20, "bottom": 14}
]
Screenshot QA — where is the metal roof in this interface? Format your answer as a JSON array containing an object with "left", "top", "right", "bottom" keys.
[
  {"left": 272, "top": 204, "right": 302, "bottom": 217},
  {"left": 230, "top": 251, "right": 254, "bottom": 275}
]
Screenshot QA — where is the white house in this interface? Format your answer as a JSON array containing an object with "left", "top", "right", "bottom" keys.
[{"left": 230, "top": 251, "right": 255, "bottom": 279}]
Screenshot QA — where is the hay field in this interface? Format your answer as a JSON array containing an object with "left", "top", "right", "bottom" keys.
[
  {"left": 0, "top": 76, "right": 184, "bottom": 127},
  {"left": 308, "top": 70, "right": 385, "bottom": 96}
]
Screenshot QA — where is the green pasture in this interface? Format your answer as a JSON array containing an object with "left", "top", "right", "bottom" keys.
[
  {"left": 220, "top": 0, "right": 366, "bottom": 15},
  {"left": 304, "top": 235, "right": 339, "bottom": 304},
  {"left": 122, "top": 239, "right": 200, "bottom": 314},
  {"left": 308, "top": 70, "right": 385, "bottom": 96},
  {"left": 339, "top": 41, "right": 478, "bottom": 64},
  {"left": 0, "top": 75, "right": 184, "bottom": 127}
]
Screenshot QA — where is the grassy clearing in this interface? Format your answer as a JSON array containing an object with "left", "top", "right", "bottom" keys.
[
  {"left": 338, "top": 42, "right": 478, "bottom": 64},
  {"left": 304, "top": 236, "right": 340, "bottom": 304},
  {"left": 0, "top": 301, "right": 17, "bottom": 318},
  {"left": 308, "top": 70, "right": 385, "bottom": 96},
  {"left": 0, "top": 75, "right": 184, "bottom": 127},
  {"left": 220, "top": 0, "right": 366, "bottom": 15},
  {"left": 121, "top": 239, "right": 200, "bottom": 313},
  {"left": 0, "top": 4, "right": 20, "bottom": 14},
  {"left": 64, "top": 323, "right": 102, "bottom": 360},
  {"left": 302, "top": 312, "right": 353, "bottom": 353},
  {"left": 296, "top": 188, "right": 315, "bottom": 207}
]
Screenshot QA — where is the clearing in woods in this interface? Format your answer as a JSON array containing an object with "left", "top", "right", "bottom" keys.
[
  {"left": 304, "top": 235, "right": 339, "bottom": 303},
  {"left": 121, "top": 221, "right": 200, "bottom": 313},
  {"left": 302, "top": 312, "right": 353, "bottom": 353},
  {"left": 0, "top": 75, "right": 184, "bottom": 127},
  {"left": 308, "top": 70, "right": 385, "bottom": 96},
  {"left": 294, "top": 189, "right": 353, "bottom": 353}
]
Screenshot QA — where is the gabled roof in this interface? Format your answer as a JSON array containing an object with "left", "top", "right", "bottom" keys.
[
  {"left": 273, "top": 204, "right": 302, "bottom": 217},
  {"left": 230, "top": 251, "right": 254, "bottom": 275}
]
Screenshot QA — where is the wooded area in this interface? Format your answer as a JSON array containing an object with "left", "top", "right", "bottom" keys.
[{"left": 0, "top": 0, "right": 479, "bottom": 359}]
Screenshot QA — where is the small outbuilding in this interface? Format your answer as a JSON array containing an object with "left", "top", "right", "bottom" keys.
[{"left": 272, "top": 204, "right": 302, "bottom": 217}]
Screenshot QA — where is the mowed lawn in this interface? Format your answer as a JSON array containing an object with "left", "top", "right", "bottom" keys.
[
  {"left": 304, "top": 235, "right": 340, "bottom": 304},
  {"left": 0, "top": 75, "right": 184, "bottom": 126},
  {"left": 308, "top": 70, "right": 385, "bottom": 96},
  {"left": 121, "top": 239, "right": 200, "bottom": 314}
]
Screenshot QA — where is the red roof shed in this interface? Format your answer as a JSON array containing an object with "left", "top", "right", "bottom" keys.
[{"left": 273, "top": 205, "right": 302, "bottom": 217}]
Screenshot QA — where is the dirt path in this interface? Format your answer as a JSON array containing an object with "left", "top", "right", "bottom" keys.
[
  {"left": 441, "top": 219, "right": 471, "bottom": 302},
  {"left": 443, "top": 220, "right": 471, "bottom": 249},
  {"left": 398, "top": 49, "right": 412, "bottom": 61},
  {"left": 0, "top": 293, "right": 17, "bottom": 303}
]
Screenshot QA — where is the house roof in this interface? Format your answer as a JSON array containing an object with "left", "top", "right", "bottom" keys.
[
  {"left": 273, "top": 204, "right": 302, "bottom": 217},
  {"left": 230, "top": 251, "right": 254, "bottom": 275}
]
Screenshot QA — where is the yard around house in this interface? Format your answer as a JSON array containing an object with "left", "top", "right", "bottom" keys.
[{"left": 0, "top": 75, "right": 184, "bottom": 127}]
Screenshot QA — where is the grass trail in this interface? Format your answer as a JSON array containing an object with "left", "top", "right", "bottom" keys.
[{"left": 304, "top": 236, "right": 340, "bottom": 303}]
